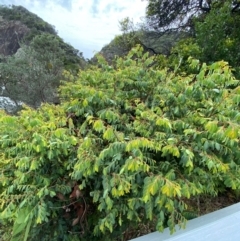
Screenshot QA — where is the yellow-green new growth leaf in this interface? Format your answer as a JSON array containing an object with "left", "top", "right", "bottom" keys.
[
  {"left": 93, "top": 119, "right": 105, "bottom": 132},
  {"left": 181, "top": 149, "right": 194, "bottom": 171},
  {"left": 205, "top": 121, "right": 218, "bottom": 134},
  {"left": 161, "top": 180, "right": 181, "bottom": 198},
  {"left": 126, "top": 138, "right": 155, "bottom": 152},
  {"left": 156, "top": 117, "right": 172, "bottom": 131},
  {"left": 162, "top": 145, "right": 180, "bottom": 158},
  {"left": 148, "top": 177, "right": 161, "bottom": 196},
  {"left": 225, "top": 126, "right": 238, "bottom": 139},
  {"left": 30, "top": 160, "right": 40, "bottom": 171},
  {"left": 143, "top": 176, "right": 163, "bottom": 202},
  {"left": 123, "top": 156, "right": 150, "bottom": 173},
  {"left": 103, "top": 127, "right": 115, "bottom": 141}
]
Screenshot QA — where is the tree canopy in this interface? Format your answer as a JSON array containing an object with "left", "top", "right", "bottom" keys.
[{"left": 144, "top": 0, "right": 240, "bottom": 32}]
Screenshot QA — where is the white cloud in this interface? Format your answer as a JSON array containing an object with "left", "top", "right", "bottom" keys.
[{"left": 3, "top": 0, "right": 147, "bottom": 58}]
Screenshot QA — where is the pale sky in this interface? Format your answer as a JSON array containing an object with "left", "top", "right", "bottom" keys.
[{"left": 1, "top": 0, "right": 147, "bottom": 59}]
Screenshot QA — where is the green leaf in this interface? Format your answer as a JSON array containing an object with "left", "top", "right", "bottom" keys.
[
  {"left": 225, "top": 127, "right": 238, "bottom": 139},
  {"left": 93, "top": 119, "right": 105, "bottom": 132},
  {"left": 23, "top": 219, "right": 32, "bottom": 241},
  {"left": 11, "top": 207, "right": 32, "bottom": 241},
  {"left": 205, "top": 121, "right": 218, "bottom": 134},
  {"left": 11, "top": 222, "right": 27, "bottom": 240},
  {"left": 103, "top": 127, "right": 115, "bottom": 141}
]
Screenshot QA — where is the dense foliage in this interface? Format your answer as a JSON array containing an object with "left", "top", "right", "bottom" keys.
[
  {"left": 1, "top": 46, "right": 240, "bottom": 240},
  {"left": 144, "top": 0, "right": 240, "bottom": 32},
  {"left": 194, "top": 2, "right": 240, "bottom": 76},
  {"left": 1, "top": 0, "right": 240, "bottom": 240}
]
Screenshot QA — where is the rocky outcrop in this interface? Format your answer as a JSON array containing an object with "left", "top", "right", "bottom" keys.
[
  {"left": 95, "top": 42, "right": 129, "bottom": 64},
  {"left": 0, "top": 16, "right": 30, "bottom": 56},
  {"left": 93, "top": 31, "right": 188, "bottom": 64},
  {"left": 0, "top": 96, "right": 22, "bottom": 113}
]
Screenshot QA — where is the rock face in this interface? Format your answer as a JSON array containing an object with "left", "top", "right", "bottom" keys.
[
  {"left": 94, "top": 31, "right": 187, "bottom": 64},
  {"left": 0, "top": 96, "right": 21, "bottom": 113},
  {"left": 96, "top": 42, "right": 129, "bottom": 64},
  {"left": 0, "top": 16, "right": 30, "bottom": 56}
]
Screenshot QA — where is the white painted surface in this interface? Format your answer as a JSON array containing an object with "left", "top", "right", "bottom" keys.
[{"left": 130, "top": 202, "right": 240, "bottom": 241}]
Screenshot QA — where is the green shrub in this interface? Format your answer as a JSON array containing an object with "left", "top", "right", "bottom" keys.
[{"left": 1, "top": 46, "right": 240, "bottom": 240}]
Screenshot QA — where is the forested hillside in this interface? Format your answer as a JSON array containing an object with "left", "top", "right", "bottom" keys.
[
  {"left": 0, "top": 1, "right": 240, "bottom": 241},
  {"left": 0, "top": 5, "right": 86, "bottom": 111}
]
